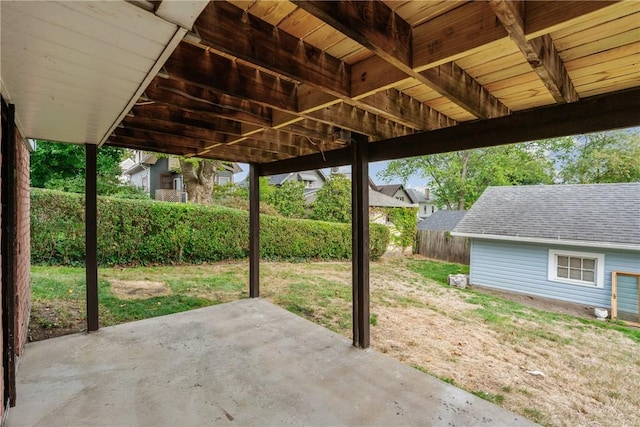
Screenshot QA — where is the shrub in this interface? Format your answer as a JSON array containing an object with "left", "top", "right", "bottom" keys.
[{"left": 31, "top": 189, "right": 389, "bottom": 266}]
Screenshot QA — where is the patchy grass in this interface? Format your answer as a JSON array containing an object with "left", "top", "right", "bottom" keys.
[
  {"left": 30, "top": 257, "right": 640, "bottom": 427},
  {"left": 407, "top": 258, "right": 469, "bottom": 285}
]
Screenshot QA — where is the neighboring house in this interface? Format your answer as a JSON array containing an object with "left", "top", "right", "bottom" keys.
[
  {"left": 406, "top": 188, "right": 438, "bottom": 219},
  {"left": 122, "top": 151, "right": 241, "bottom": 202},
  {"left": 452, "top": 184, "right": 640, "bottom": 318},
  {"left": 417, "top": 210, "right": 466, "bottom": 231},
  {"left": 269, "top": 170, "right": 327, "bottom": 202},
  {"left": 376, "top": 184, "right": 437, "bottom": 219},
  {"left": 369, "top": 188, "right": 415, "bottom": 225}
]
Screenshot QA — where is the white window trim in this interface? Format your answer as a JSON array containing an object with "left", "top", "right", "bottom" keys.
[{"left": 547, "top": 249, "right": 605, "bottom": 288}]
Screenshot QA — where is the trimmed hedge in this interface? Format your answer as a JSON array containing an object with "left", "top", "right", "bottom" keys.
[{"left": 31, "top": 189, "right": 389, "bottom": 266}]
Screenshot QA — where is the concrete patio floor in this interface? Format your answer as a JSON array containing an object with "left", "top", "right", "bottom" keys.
[{"left": 8, "top": 299, "right": 536, "bottom": 426}]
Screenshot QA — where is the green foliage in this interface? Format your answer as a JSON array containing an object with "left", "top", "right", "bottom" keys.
[
  {"left": 31, "top": 189, "right": 389, "bottom": 266},
  {"left": 554, "top": 130, "right": 640, "bottom": 184},
  {"left": 379, "top": 141, "right": 556, "bottom": 209},
  {"left": 378, "top": 130, "right": 639, "bottom": 210},
  {"left": 382, "top": 207, "right": 418, "bottom": 248},
  {"left": 407, "top": 259, "right": 469, "bottom": 285},
  {"left": 266, "top": 180, "right": 306, "bottom": 218},
  {"left": 30, "top": 140, "right": 143, "bottom": 198},
  {"left": 310, "top": 174, "right": 351, "bottom": 223}
]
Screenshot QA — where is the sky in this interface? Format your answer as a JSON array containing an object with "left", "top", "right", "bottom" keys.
[{"left": 234, "top": 160, "right": 427, "bottom": 189}]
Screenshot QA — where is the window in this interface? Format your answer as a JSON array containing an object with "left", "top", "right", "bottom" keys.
[
  {"left": 218, "top": 176, "right": 231, "bottom": 185},
  {"left": 548, "top": 249, "right": 604, "bottom": 288}
]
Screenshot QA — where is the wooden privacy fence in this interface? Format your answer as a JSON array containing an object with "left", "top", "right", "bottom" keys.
[{"left": 415, "top": 230, "right": 470, "bottom": 265}]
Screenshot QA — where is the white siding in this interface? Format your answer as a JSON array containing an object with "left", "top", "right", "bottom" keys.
[{"left": 470, "top": 239, "right": 640, "bottom": 313}]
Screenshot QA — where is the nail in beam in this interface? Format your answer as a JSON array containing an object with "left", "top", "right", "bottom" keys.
[
  {"left": 85, "top": 144, "right": 99, "bottom": 332},
  {"left": 351, "top": 133, "right": 370, "bottom": 349}
]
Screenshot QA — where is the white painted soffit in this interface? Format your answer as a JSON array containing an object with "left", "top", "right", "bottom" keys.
[{"left": 0, "top": 1, "right": 206, "bottom": 146}]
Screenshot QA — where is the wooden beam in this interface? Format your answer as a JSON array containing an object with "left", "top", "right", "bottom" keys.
[
  {"left": 122, "top": 116, "right": 237, "bottom": 142},
  {"left": 195, "top": 1, "right": 350, "bottom": 98},
  {"left": 107, "top": 136, "right": 275, "bottom": 163},
  {"left": 307, "top": 103, "right": 414, "bottom": 140},
  {"left": 259, "top": 147, "right": 352, "bottom": 176},
  {"left": 293, "top": 1, "right": 412, "bottom": 71},
  {"left": 130, "top": 105, "right": 244, "bottom": 136},
  {"left": 260, "top": 88, "right": 640, "bottom": 174},
  {"left": 421, "top": 63, "right": 511, "bottom": 119},
  {"left": 249, "top": 164, "right": 260, "bottom": 298},
  {"left": 162, "top": 44, "right": 298, "bottom": 113},
  {"left": 85, "top": 144, "right": 99, "bottom": 333},
  {"left": 142, "top": 82, "right": 273, "bottom": 128},
  {"left": 525, "top": 1, "right": 623, "bottom": 39},
  {"left": 358, "top": 88, "right": 456, "bottom": 130},
  {"left": 1, "top": 102, "right": 17, "bottom": 406},
  {"left": 368, "top": 87, "right": 640, "bottom": 162},
  {"left": 489, "top": 0, "right": 579, "bottom": 103},
  {"left": 296, "top": 0, "right": 508, "bottom": 119},
  {"left": 351, "top": 133, "right": 370, "bottom": 349},
  {"left": 114, "top": 127, "right": 220, "bottom": 149}
]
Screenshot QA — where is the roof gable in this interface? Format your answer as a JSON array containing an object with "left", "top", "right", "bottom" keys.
[{"left": 453, "top": 183, "right": 640, "bottom": 247}]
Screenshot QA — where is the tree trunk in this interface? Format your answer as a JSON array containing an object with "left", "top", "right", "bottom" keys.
[{"left": 179, "top": 159, "right": 218, "bottom": 205}]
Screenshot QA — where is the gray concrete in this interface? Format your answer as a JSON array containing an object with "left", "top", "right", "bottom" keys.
[{"left": 8, "top": 299, "right": 536, "bottom": 426}]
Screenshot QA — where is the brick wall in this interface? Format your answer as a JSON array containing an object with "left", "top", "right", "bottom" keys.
[{"left": 14, "top": 129, "right": 31, "bottom": 356}]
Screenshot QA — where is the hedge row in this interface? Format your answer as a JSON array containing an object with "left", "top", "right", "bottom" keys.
[{"left": 31, "top": 189, "right": 390, "bottom": 266}]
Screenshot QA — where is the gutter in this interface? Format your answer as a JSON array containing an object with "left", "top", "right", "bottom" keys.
[{"left": 450, "top": 231, "right": 640, "bottom": 252}]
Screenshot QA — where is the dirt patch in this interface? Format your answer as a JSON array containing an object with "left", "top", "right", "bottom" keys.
[
  {"left": 28, "top": 300, "right": 85, "bottom": 342},
  {"left": 109, "top": 280, "right": 172, "bottom": 300}
]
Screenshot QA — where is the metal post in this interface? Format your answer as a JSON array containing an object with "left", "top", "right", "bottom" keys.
[
  {"left": 351, "top": 134, "right": 370, "bottom": 348},
  {"left": 249, "top": 163, "right": 260, "bottom": 298},
  {"left": 85, "top": 144, "right": 99, "bottom": 332}
]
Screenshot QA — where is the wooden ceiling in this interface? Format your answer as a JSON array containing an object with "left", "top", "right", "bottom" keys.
[{"left": 106, "top": 0, "right": 640, "bottom": 166}]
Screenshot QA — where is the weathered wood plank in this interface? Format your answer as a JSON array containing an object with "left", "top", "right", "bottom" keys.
[
  {"left": 489, "top": 0, "right": 579, "bottom": 103},
  {"left": 163, "top": 43, "right": 298, "bottom": 113},
  {"left": 125, "top": 111, "right": 243, "bottom": 137},
  {"left": 526, "top": 1, "right": 624, "bottom": 39},
  {"left": 294, "top": 1, "right": 412, "bottom": 71},
  {"left": 195, "top": 1, "right": 350, "bottom": 97}
]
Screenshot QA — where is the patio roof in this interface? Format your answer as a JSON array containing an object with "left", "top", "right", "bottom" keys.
[
  {"left": 1, "top": 1, "right": 639, "bottom": 166},
  {"left": 7, "top": 299, "right": 536, "bottom": 426}
]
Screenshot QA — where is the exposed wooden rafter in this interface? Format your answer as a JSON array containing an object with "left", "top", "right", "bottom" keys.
[
  {"left": 489, "top": 0, "right": 579, "bottom": 103},
  {"left": 296, "top": 0, "right": 509, "bottom": 119}
]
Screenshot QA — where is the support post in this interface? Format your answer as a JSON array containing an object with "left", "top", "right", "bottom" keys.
[
  {"left": 249, "top": 163, "right": 260, "bottom": 298},
  {"left": 85, "top": 144, "right": 99, "bottom": 332},
  {"left": 1, "top": 102, "right": 17, "bottom": 406},
  {"left": 351, "top": 134, "right": 370, "bottom": 348}
]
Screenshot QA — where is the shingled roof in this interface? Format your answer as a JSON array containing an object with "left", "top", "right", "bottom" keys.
[
  {"left": 418, "top": 210, "right": 467, "bottom": 231},
  {"left": 453, "top": 183, "right": 640, "bottom": 249}
]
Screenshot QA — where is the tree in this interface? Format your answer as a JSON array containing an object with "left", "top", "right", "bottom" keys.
[
  {"left": 178, "top": 159, "right": 222, "bottom": 205},
  {"left": 30, "top": 140, "right": 143, "bottom": 196},
  {"left": 267, "top": 180, "right": 306, "bottom": 218},
  {"left": 310, "top": 174, "right": 351, "bottom": 223},
  {"left": 379, "top": 142, "right": 557, "bottom": 209},
  {"left": 555, "top": 131, "right": 640, "bottom": 184}
]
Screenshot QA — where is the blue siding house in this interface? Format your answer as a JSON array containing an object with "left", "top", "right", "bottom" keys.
[{"left": 452, "top": 183, "right": 640, "bottom": 319}]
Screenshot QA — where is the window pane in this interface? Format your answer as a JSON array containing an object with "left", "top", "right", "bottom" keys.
[
  {"left": 570, "top": 269, "right": 582, "bottom": 280},
  {"left": 557, "top": 256, "right": 568, "bottom": 267},
  {"left": 570, "top": 257, "right": 582, "bottom": 268},
  {"left": 583, "top": 271, "right": 595, "bottom": 282},
  {"left": 583, "top": 259, "right": 595, "bottom": 270},
  {"left": 557, "top": 267, "right": 568, "bottom": 278}
]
